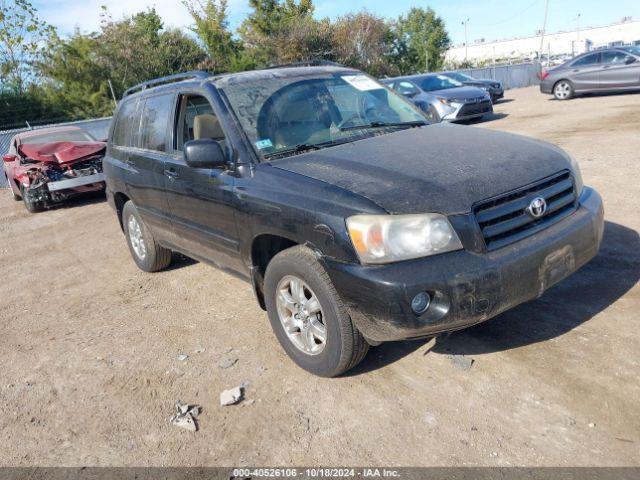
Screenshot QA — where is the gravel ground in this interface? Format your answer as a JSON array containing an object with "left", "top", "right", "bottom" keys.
[{"left": 1, "top": 86, "right": 639, "bottom": 466}]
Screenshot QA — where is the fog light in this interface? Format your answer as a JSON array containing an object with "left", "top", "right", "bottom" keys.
[{"left": 411, "top": 292, "right": 431, "bottom": 315}]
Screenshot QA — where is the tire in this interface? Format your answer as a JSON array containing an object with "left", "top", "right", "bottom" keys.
[
  {"left": 264, "top": 245, "right": 369, "bottom": 377},
  {"left": 425, "top": 104, "right": 441, "bottom": 123},
  {"left": 122, "top": 200, "right": 171, "bottom": 272},
  {"left": 20, "top": 185, "right": 45, "bottom": 213},
  {"left": 553, "top": 80, "right": 574, "bottom": 100}
]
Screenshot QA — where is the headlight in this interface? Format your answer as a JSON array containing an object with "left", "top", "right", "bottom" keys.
[
  {"left": 567, "top": 154, "right": 584, "bottom": 195},
  {"left": 346, "top": 214, "right": 463, "bottom": 264},
  {"left": 437, "top": 97, "right": 453, "bottom": 106}
]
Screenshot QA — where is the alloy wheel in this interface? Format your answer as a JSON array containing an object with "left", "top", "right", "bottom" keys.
[
  {"left": 128, "top": 214, "right": 147, "bottom": 260},
  {"left": 275, "top": 275, "right": 327, "bottom": 355}
]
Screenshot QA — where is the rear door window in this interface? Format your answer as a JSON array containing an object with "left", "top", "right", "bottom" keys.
[
  {"left": 572, "top": 53, "right": 600, "bottom": 67},
  {"left": 112, "top": 99, "right": 141, "bottom": 147},
  {"left": 139, "top": 93, "right": 174, "bottom": 152}
]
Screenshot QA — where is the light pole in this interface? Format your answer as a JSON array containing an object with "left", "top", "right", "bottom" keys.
[
  {"left": 538, "top": 0, "right": 549, "bottom": 62},
  {"left": 576, "top": 13, "right": 581, "bottom": 40},
  {"left": 462, "top": 18, "right": 470, "bottom": 62}
]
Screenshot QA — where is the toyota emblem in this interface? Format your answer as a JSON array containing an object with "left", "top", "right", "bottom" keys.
[{"left": 527, "top": 197, "right": 547, "bottom": 218}]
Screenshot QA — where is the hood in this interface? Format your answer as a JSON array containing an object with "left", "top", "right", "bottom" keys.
[
  {"left": 429, "top": 86, "right": 488, "bottom": 101},
  {"left": 271, "top": 123, "right": 573, "bottom": 215},
  {"left": 19, "top": 141, "right": 105, "bottom": 165}
]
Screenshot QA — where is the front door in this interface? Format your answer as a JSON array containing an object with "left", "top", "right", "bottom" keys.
[
  {"left": 599, "top": 50, "right": 640, "bottom": 89},
  {"left": 163, "top": 93, "right": 243, "bottom": 272}
]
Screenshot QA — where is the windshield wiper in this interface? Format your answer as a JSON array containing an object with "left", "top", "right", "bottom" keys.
[
  {"left": 262, "top": 143, "right": 322, "bottom": 159},
  {"left": 338, "top": 120, "right": 427, "bottom": 131}
]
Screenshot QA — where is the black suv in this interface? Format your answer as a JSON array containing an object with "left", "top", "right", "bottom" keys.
[{"left": 104, "top": 64, "right": 604, "bottom": 377}]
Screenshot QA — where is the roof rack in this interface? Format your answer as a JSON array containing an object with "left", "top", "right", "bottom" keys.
[
  {"left": 265, "top": 60, "right": 345, "bottom": 70},
  {"left": 123, "top": 71, "right": 210, "bottom": 98}
]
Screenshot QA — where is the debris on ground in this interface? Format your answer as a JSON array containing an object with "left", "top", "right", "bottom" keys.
[
  {"left": 170, "top": 401, "right": 201, "bottom": 431},
  {"left": 446, "top": 354, "right": 474, "bottom": 371},
  {"left": 217, "top": 357, "right": 238, "bottom": 369},
  {"left": 193, "top": 347, "right": 206, "bottom": 354},
  {"left": 177, "top": 354, "right": 189, "bottom": 362},
  {"left": 220, "top": 386, "right": 243, "bottom": 406},
  {"left": 239, "top": 379, "right": 251, "bottom": 389},
  {"left": 589, "top": 422, "right": 596, "bottom": 428}
]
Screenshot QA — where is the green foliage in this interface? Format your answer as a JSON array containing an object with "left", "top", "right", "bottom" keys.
[
  {"left": 37, "top": 8, "right": 207, "bottom": 119},
  {"left": 392, "top": 7, "right": 450, "bottom": 74},
  {"left": 1, "top": 0, "right": 454, "bottom": 129},
  {"left": 238, "top": 0, "right": 316, "bottom": 67},
  {"left": 182, "top": 0, "right": 239, "bottom": 73},
  {"left": 332, "top": 11, "right": 398, "bottom": 77},
  {"left": 0, "top": 0, "right": 55, "bottom": 94}
]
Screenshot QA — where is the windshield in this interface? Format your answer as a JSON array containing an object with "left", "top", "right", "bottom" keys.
[
  {"left": 447, "top": 72, "right": 473, "bottom": 82},
  {"left": 20, "top": 130, "right": 95, "bottom": 145},
  {"left": 622, "top": 46, "right": 640, "bottom": 56},
  {"left": 420, "top": 75, "right": 463, "bottom": 92},
  {"left": 219, "top": 72, "right": 426, "bottom": 158}
]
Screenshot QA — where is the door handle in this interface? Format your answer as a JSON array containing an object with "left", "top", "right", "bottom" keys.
[{"left": 164, "top": 168, "right": 180, "bottom": 179}]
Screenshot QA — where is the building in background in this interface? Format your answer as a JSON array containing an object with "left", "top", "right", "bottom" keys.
[{"left": 447, "top": 17, "right": 640, "bottom": 65}]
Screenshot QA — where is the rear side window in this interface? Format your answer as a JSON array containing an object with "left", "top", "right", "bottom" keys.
[
  {"left": 112, "top": 99, "right": 140, "bottom": 147},
  {"left": 139, "top": 93, "right": 174, "bottom": 152},
  {"left": 572, "top": 53, "right": 600, "bottom": 67}
]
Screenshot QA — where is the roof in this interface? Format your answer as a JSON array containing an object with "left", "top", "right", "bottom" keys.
[{"left": 213, "top": 65, "right": 356, "bottom": 87}]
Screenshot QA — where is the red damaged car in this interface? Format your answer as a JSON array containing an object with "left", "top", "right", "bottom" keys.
[{"left": 3, "top": 126, "right": 106, "bottom": 213}]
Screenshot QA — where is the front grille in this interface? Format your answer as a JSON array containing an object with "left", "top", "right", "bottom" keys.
[
  {"left": 473, "top": 170, "right": 578, "bottom": 250},
  {"left": 459, "top": 100, "right": 492, "bottom": 117}
]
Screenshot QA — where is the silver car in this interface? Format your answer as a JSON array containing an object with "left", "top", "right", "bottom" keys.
[
  {"left": 382, "top": 74, "right": 493, "bottom": 123},
  {"left": 541, "top": 47, "right": 640, "bottom": 100}
]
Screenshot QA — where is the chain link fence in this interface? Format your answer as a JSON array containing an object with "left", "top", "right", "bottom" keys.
[{"left": 452, "top": 62, "right": 542, "bottom": 89}]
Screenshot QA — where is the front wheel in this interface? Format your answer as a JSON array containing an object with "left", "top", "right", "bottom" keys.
[
  {"left": 20, "top": 185, "right": 45, "bottom": 213},
  {"left": 264, "top": 245, "right": 369, "bottom": 377},
  {"left": 553, "top": 80, "right": 574, "bottom": 100},
  {"left": 122, "top": 201, "right": 171, "bottom": 272}
]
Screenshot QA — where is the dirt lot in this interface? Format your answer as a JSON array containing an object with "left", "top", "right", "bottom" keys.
[{"left": 1, "top": 86, "right": 639, "bottom": 467}]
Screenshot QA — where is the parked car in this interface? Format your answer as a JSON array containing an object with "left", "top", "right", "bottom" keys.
[
  {"left": 541, "top": 47, "right": 640, "bottom": 100},
  {"left": 104, "top": 65, "right": 603, "bottom": 377},
  {"left": 382, "top": 74, "right": 493, "bottom": 123},
  {"left": 3, "top": 126, "right": 106, "bottom": 212},
  {"left": 440, "top": 71, "right": 504, "bottom": 102}
]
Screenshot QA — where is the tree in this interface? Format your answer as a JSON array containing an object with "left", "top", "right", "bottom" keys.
[
  {"left": 332, "top": 11, "right": 398, "bottom": 77},
  {"left": 392, "top": 7, "right": 450, "bottom": 75},
  {"left": 238, "top": 0, "right": 316, "bottom": 67},
  {"left": 182, "top": 0, "right": 239, "bottom": 73},
  {"left": 38, "top": 8, "right": 207, "bottom": 118},
  {"left": 0, "top": 0, "right": 54, "bottom": 94}
]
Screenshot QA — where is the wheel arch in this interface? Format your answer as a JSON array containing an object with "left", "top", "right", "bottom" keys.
[{"left": 113, "top": 192, "right": 130, "bottom": 231}]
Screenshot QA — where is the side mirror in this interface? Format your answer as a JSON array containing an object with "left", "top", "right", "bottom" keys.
[
  {"left": 625, "top": 56, "right": 636, "bottom": 65},
  {"left": 184, "top": 139, "right": 227, "bottom": 169},
  {"left": 2, "top": 154, "right": 16, "bottom": 162}
]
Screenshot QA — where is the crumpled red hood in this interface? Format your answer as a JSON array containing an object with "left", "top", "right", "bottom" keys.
[{"left": 18, "top": 141, "right": 106, "bottom": 164}]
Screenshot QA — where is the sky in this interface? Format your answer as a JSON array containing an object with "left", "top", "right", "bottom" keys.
[{"left": 33, "top": 0, "right": 640, "bottom": 46}]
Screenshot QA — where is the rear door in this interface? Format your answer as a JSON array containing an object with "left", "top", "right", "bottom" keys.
[
  {"left": 599, "top": 50, "right": 640, "bottom": 89},
  {"left": 125, "top": 92, "right": 176, "bottom": 237},
  {"left": 162, "top": 91, "right": 243, "bottom": 272},
  {"left": 569, "top": 52, "right": 601, "bottom": 90}
]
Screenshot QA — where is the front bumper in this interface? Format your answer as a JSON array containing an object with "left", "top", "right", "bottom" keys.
[
  {"left": 325, "top": 187, "right": 604, "bottom": 342},
  {"left": 441, "top": 100, "right": 493, "bottom": 122},
  {"left": 47, "top": 172, "right": 106, "bottom": 192}
]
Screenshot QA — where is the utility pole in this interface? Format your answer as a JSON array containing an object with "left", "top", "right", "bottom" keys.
[
  {"left": 538, "top": 0, "right": 549, "bottom": 62},
  {"left": 576, "top": 13, "right": 581, "bottom": 40},
  {"left": 462, "top": 18, "right": 470, "bottom": 62},
  {"left": 107, "top": 79, "right": 117, "bottom": 107},
  {"left": 425, "top": 48, "right": 429, "bottom": 72}
]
